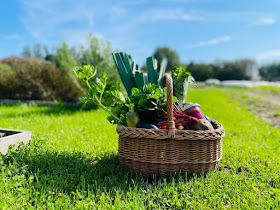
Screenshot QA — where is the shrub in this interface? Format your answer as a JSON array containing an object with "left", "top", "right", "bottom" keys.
[
  {"left": 259, "top": 63, "right": 280, "bottom": 81},
  {"left": 186, "top": 59, "right": 254, "bottom": 81},
  {"left": 186, "top": 63, "right": 218, "bottom": 81},
  {"left": 0, "top": 57, "right": 83, "bottom": 102}
]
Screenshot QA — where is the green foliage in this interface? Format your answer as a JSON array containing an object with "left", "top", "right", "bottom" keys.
[
  {"left": 21, "top": 43, "right": 44, "bottom": 59},
  {"left": 186, "top": 59, "right": 254, "bottom": 81},
  {"left": 107, "top": 102, "right": 128, "bottom": 125},
  {"left": 79, "top": 34, "right": 119, "bottom": 82},
  {"left": 146, "top": 56, "right": 158, "bottom": 84},
  {"left": 113, "top": 52, "right": 168, "bottom": 96},
  {"left": 45, "top": 54, "right": 60, "bottom": 66},
  {"left": 108, "top": 84, "right": 175, "bottom": 125},
  {"left": 112, "top": 52, "right": 136, "bottom": 96},
  {"left": 0, "top": 61, "right": 11, "bottom": 70},
  {"left": 216, "top": 60, "right": 251, "bottom": 80},
  {"left": 157, "top": 58, "right": 168, "bottom": 87},
  {"left": 43, "top": 34, "right": 119, "bottom": 84},
  {"left": 21, "top": 45, "right": 32, "bottom": 57},
  {"left": 153, "top": 47, "right": 180, "bottom": 72},
  {"left": 56, "top": 42, "right": 80, "bottom": 70},
  {"left": 257, "top": 85, "right": 280, "bottom": 91},
  {"left": 0, "top": 87, "right": 279, "bottom": 208},
  {"left": 260, "top": 63, "right": 280, "bottom": 81},
  {"left": 134, "top": 70, "right": 145, "bottom": 89},
  {"left": 186, "top": 63, "right": 218, "bottom": 81},
  {"left": 74, "top": 65, "right": 96, "bottom": 81},
  {"left": 73, "top": 65, "right": 174, "bottom": 125},
  {"left": 171, "top": 66, "right": 193, "bottom": 106},
  {"left": 130, "top": 84, "right": 176, "bottom": 111},
  {"left": 73, "top": 65, "right": 124, "bottom": 123},
  {"left": 0, "top": 57, "right": 83, "bottom": 102},
  {"left": 33, "top": 43, "right": 43, "bottom": 59}
]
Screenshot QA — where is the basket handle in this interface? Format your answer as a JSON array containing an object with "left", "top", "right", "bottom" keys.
[{"left": 163, "top": 73, "right": 175, "bottom": 139}]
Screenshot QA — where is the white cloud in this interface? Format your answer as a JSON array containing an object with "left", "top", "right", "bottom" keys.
[
  {"left": 4, "top": 33, "right": 21, "bottom": 40},
  {"left": 150, "top": 9, "right": 204, "bottom": 21},
  {"left": 20, "top": 0, "right": 277, "bottom": 63},
  {"left": 134, "top": 8, "right": 204, "bottom": 23},
  {"left": 188, "top": 36, "right": 231, "bottom": 48},
  {"left": 20, "top": 0, "right": 96, "bottom": 40},
  {"left": 19, "top": 0, "right": 205, "bottom": 62},
  {"left": 253, "top": 17, "right": 276, "bottom": 25},
  {"left": 256, "top": 50, "right": 280, "bottom": 60}
]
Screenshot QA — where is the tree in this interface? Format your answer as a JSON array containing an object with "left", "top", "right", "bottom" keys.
[
  {"left": 186, "top": 62, "right": 219, "bottom": 81},
  {"left": 216, "top": 60, "right": 250, "bottom": 81},
  {"left": 56, "top": 42, "right": 80, "bottom": 70},
  {"left": 44, "top": 45, "right": 49, "bottom": 56},
  {"left": 45, "top": 54, "right": 59, "bottom": 66},
  {"left": 153, "top": 47, "right": 180, "bottom": 72},
  {"left": 33, "top": 43, "right": 43, "bottom": 59},
  {"left": 234, "top": 59, "right": 259, "bottom": 80},
  {"left": 260, "top": 63, "right": 280, "bottom": 81},
  {"left": 21, "top": 45, "right": 32, "bottom": 57},
  {"left": 78, "top": 33, "right": 119, "bottom": 82},
  {"left": 184, "top": 58, "right": 258, "bottom": 81}
]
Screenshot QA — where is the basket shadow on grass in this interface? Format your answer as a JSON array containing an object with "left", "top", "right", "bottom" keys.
[{"left": 2, "top": 141, "right": 205, "bottom": 196}]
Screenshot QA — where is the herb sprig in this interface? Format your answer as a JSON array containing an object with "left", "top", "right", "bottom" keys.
[{"left": 73, "top": 65, "right": 123, "bottom": 123}]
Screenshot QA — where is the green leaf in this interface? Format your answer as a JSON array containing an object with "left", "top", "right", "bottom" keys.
[
  {"left": 138, "top": 98, "right": 148, "bottom": 108},
  {"left": 171, "top": 66, "right": 192, "bottom": 106},
  {"left": 173, "top": 96, "right": 178, "bottom": 103},
  {"left": 146, "top": 56, "right": 158, "bottom": 84},
  {"left": 111, "top": 90, "right": 125, "bottom": 102},
  {"left": 79, "top": 97, "right": 89, "bottom": 104},
  {"left": 100, "top": 71, "right": 108, "bottom": 85},
  {"left": 157, "top": 58, "right": 167, "bottom": 87},
  {"left": 73, "top": 65, "right": 96, "bottom": 81},
  {"left": 134, "top": 70, "right": 145, "bottom": 89},
  {"left": 120, "top": 52, "right": 136, "bottom": 86},
  {"left": 143, "top": 73, "right": 149, "bottom": 85},
  {"left": 112, "top": 52, "right": 134, "bottom": 96},
  {"left": 131, "top": 87, "right": 140, "bottom": 95}
]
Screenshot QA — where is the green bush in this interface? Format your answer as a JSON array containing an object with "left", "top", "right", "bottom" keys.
[
  {"left": 0, "top": 57, "right": 83, "bottom": 102},
  {"left": 187, "top": 63, "right": 218, "bottom": 81},
  {"left": 186, "top": 60, "right": 253, "bottom": 81},
  {"left": 259, "top": 63, "right": 280, "bottom": 81}
]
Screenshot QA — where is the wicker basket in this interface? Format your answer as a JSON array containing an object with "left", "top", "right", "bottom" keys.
[{"left": 117, "top": 74, "right": 225, "bottom": 176}]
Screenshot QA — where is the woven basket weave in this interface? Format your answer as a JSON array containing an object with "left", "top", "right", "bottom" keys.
[{"left": 117, "top": 74, "right": 225, "bottom": 176}]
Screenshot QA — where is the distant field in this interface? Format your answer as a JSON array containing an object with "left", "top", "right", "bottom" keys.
[
  {"left": 224, "top": 86, "right": 280, "bottom": 129},
  {"left": 0, "top": 87, "right": 279, "bottom": 209}
]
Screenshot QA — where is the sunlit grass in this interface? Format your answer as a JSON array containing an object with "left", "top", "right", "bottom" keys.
[{"left": 0, "top": 88, "right": 279, "bottom": 209}]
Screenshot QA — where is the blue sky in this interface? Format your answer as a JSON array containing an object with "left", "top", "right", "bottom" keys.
[{"left": 1, "top": 0, "right": 280, "bottom": 64}]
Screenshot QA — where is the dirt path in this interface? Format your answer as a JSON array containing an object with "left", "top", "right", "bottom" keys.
[{"left": 228, "top": 88, "right": 280, "bottom": 129}]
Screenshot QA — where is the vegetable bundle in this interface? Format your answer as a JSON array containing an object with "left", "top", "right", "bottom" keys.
[
  {"left": 112, "top": 52, "right": 167, "bottom": 95},
  {"left": 73, "top": 52, "right": 213, "bottom": 131}
]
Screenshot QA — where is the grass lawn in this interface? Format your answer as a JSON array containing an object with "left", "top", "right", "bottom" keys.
[{"left": 0, "top": 88, "right": 279, "bottom": 209}]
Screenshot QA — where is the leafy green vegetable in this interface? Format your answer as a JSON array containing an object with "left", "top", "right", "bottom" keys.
[
  {"left": 171, "top": 66, "right": 194, "bottom": 106},
  {"left": 157, "top": 58, "right": 167, "bottom": 87},
  {"left": 146, "top": 56, "right": 158, "bottom": 84},
  {"left": 73, "top": 65, "right": 125, "bottom": 124},
  {"left": 74, "top": 59, "right": 177, "bottom": 126},
  {"left": 112, "top": 52, "right": 168, "bottom": 94},
  {"left": 134, "top": 70, "right": 145, "bottom": 89},
  {"left": 129, "top": 84, "right": 177, "bottom": 112},
  {"left": 112, "top": 52, "right": 135, "bottom": 96}
]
